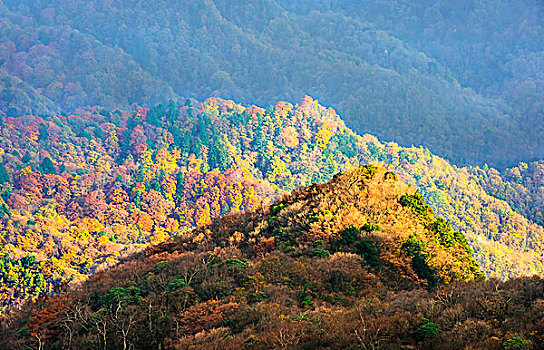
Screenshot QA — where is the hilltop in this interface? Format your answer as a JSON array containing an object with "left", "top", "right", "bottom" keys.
[
  {"left": 2, "top": 165, "right": 491, "bottom": 349},
  {"left": 0, "top": 96, "right": 543, "bottom": 313}
]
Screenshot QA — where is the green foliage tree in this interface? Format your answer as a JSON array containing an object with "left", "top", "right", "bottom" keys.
[
  {"left": 40, "top": 157, "right": 56, "bottom": 175},
  {"left": 38, "top": 123, "right": 49, "bottom": 142},
  {"left": 402, "top": 234, "right": 438, "bottom": 289},
  {"left": 339, "top": 226, "right": 359, "bottom": 246},
  {"left": 503, "top": 337, "right": 533, "bottom": 350},
  {"left": 400, "top": 192, "right": 435, "bottom": 219},
  {"left": 98, "top": 286, "right": 145, "bottom": 308},
  {"left": 166, "top": 99, "right": 179, "bottom": 122},
  {"left": 0, "top": 163, "right": 9, "bottom": 184},
  {"left": 415, "top": 318, "right": 442, "bottom": 340},
  {"left": 354, "top": 239, "right": 381, "bottom": 268}
]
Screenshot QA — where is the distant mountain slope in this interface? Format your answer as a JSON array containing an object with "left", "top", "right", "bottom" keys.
[
  {"left": 0, "top": 0, "right": 542, "bottom": 167},
  {"left": 2, "top": 165, "right": 487, "bottom": 349},
  {"left": 473, "top": 160, "right": 544, "bottom": 227},
  {"left": 281, "top": 0, "right": 544, "bottom": 119},
  {"left": 0, "top": 97, "right": 543, "bottom": 314}
]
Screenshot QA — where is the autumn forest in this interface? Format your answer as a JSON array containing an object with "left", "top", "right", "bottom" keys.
[{"left": 0, "top": 0, "right": 544, "bottom": 349}]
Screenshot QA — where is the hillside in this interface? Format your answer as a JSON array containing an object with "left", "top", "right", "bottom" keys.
[
  {"left": 0, "top": 0, "right": 542, "bottom": 167},
  {"left": 473, "top": 160, "right": 544, "bottom": 227},
  {"left": 0, "top": 97, "right": 543, "bottom": 314},
  {"left": 279, "top": 0, "right": 544, "bottom": 118},
  {"left": 1, "top": 165, "right": 491, "bottom": 349}
]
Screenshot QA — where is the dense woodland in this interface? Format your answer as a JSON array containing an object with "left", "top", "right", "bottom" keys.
[
  {"left": 3, "top": 167, "right": 544, "bottom": 349},
  {"left": 0, "top": 0, "right": 542, "bottom": 167},
  {"left": 474, "top": 161, "right": 544, "bottom": 227},
  {"left": 0, "top": 1, "right": 543, "bottom": 348},
  {"left": 0, "top": 96, "right": 542, "bottom": 315},
  {"left": 0, "top": 166, "right": 493, "bottom": 349}
]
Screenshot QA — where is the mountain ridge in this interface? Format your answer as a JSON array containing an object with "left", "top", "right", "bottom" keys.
[
  {"left": 1, "top": 164, "right": 488, "bottom": 349},
  {"left": 0, "top": 96, "right": 542, "bottom": 315},
  {"left": 0, "top": 0, "right": 542, "bottom": 167}
]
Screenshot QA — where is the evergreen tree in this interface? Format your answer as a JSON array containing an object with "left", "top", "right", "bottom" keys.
[
  {"left": 208, "top": 139, "right": 229, "bottom": 172},
  {"left": 252, "top": 126, "right": 268, "bottom": 172},
  {"left": 0, "top": 163, "right": 9, "bottom": 184},
  {"left": 21, "top": 152, "right": 32, "bottom": 164},
  {"left": 180, "top": 132, "right": 191, "bottom": 155},
  {"left": 147, "top": 104, "right": 166, "bottom": 127},
  {"left": 38, "top": 123, "right": 49, "bottom": 142},
  {"left": 94, "top": 127, "right": 105, "bottom": 141},
  {"left": 0, "top": 200, "right": 10, "bottom": 218},
  {"left": 197, "top": 116, "right": 210, "bottom": 145},
  {"left": 175, "top": 171, "right": 185, "bottom": 202},
  {"left": 167, "top": 99, "right": 179, "bottom": 122},
  {"left": 40, "top": 157, "right": 56, "bottom": 175}
]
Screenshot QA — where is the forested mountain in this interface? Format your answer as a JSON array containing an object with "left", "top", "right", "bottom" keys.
[
  {"left": 3, "top": 166, "right": 544, "bottom": 350},
  {"left": 474, "top": 160, "right": 544, "bottom": 228},
  {"left": 0, "top": 97, "right": 543, "bottom": 315},
  {"left": 0, "top": 165, "right": 487, "bottom": 349},
  {"left": 0, "top": 0, "right": 542, "bottom": 167},
  {"left": 1, "top": 1, "right": 542, "bottom": 348},
  {"left": 278, "top": 0, "right": 544, "bottom": 114}
]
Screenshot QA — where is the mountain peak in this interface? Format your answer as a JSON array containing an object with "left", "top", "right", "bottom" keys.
[
  {"left": 151, "top": 164, "right": 482, "bottom": 290},
  {"left": 2, "top": 165, "right": 483, "bottom": 349}
]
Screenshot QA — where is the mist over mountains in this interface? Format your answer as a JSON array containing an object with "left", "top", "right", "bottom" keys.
[{"left": 0, "top": 0, "right": 542, "bottom": 168}]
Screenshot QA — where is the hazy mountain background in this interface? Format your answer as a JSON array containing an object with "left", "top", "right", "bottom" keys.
[{"left": 0, "top": 0, "right": 542, "bottom": 168}]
